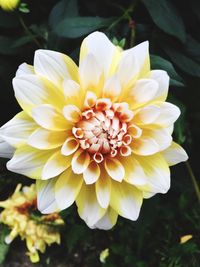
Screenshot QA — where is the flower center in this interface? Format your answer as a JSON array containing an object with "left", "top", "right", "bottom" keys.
[{"left": 72, "top": 98, "right": 134, "bottom": 163}]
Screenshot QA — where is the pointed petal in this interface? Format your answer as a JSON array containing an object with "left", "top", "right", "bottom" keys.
[
  {"left": 32, "top": 104, "right": 70, "bottom": 131},
  {"left": 110, "top": 181, "right": 143, "bottom": 220},
  {"left": 120, "top": 156, "right": 147, "bottom": 186},
  {"left": 13, "top": 74, "right": 65, "bottom": 115},
  {"left": 34, "top": 49, "right": 78, "bottom": 87},
  {"left": 134, "top": 104, "right": 160, "bottom": 125},
  {"left": 36, "top": 178, "right": 59, "bottom": 214},
  {"left": 83, "top": 161, "right": 100, "bottom": 184},
  {"left": 150, "top": 70, "right": 169, "bottom": 101},
  {"left": 0, "top": 136, "right": 14, "bottom": 158},
  {"left": 94, "top": 207, "right": 118, "bottom": 230},
  {"left": 71, "top": 149, "right": 90, "bottom": 174},
  {"left": 0, "top": 111, "right": 37, "bottom": 148},
  {"left": 80, "top": 31, "right": 121, "bottom": 77},
  {"left": 7, "top": 145, "right": 53, "bottom": 179},
  {"left": 16, "top": 63, "right": 34, "bottom": 77},
  {"left": 103, "top": 75, "right": 121, "bottom": 101},
  {"left": 76, "top": 183, "right": 106, "bottom": 228},
  {"left": 153, "top": 102, "right": 180, "bottom": 127},
  {"left": 131, "top": 137, "right": 159, "bottom": 156},
  {"left": 161, "top": 141, "right": 188, "bottom": 166},
  {"left": 96, "top": 174, "right": 111, "bottom": 209},
  {"left": 28, "top": 128, "right": 67, "bottom": 150},
  {"left": 129, "top": 79, "right": 159, "bottom": 109},
  {"left": 42, "top": 151, "right": 71, "bottom": 180},
  {"left": 79, "top": 54, "right": 102, "bottom": 89},
  {"left": 55, "top": 168, "right": 83, "bottom": 210},
  {"left": 136, "top": 153, "right": 170, "bottom": 195}
]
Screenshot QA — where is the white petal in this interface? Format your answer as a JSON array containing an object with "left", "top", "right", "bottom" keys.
[
  {"left": 42, "top": 151, "right": 71, "bottom": 180},
  {"left": 134, "top": 104, "right": 160, "bottom": 125},
  {"left": 103, "top": 75, "right": 121, "bottom": 101},
  {"left": 0, "top": 112, "right": 37, "bottom": 148},
  {"left": 79, "top": 53, "right": 102, "bottom": 90},
  {"left": 36, "top": 178, "right": 59, "bottom": 214},
  {"left": 0, "top": 136, "right": 14, "bottom": 158},
  {"left": 83, "top": 161, "right": 100, "bottom": 184},
  {"left": 110, "top": 181, "right": 143, "bottom": 220},
  {"left": 136, "top": 153, "right": 170, "bottom": 195},
  {"left": 153, "top": 102, "right": 181, "bottom": 126},
  {"left": 28, "top": 127, "right": 66, "bottom": 150},
  {"left": 32, "top": 104, "right": 70, "bottom": 131},
  {"left": 34, "top": 49, "right": 78, "bottom": 87},
  {"left": 61, "top": 137, "right": 79, "bottom": 156},
  {"left": 76, "top": 183, "right": 106, "bottom": 228},
  {"left": 94, "top": 208, "right": 118, "bottom": 230},
  {"left": 104, "top": 158, "right": 125, "bottom": 182},
  {"left": 150, "top": 70, "right": 169, "bottom": 101},
  {"left": 161, "top": 141, "right": 188, "bottom": 166},
  {"left": 95, "top": 175, "right": 111, "bottom": 209},
  {"left": 13, "top": 74, "right": 64, "bottom": 115},
  {"left": 130, "top": 79, "right": 159, "bottom": 109},
  {"left": 63, "top": 105, "right": 81, "bottom": 123},
  {"left": 55, "top": 168, "right": 83, "bottom": 210},
  {"left": 80, "top": 31, "right": 121, "bottom": 76},
  {"left": 131, "top": 137, "right": 159, "bottom": 156},
  {"left": 124, "top": 41, "right": 150, "bottom": 78},
  {"left": 16, "top": 63, "right": 34, "bottom": 77},
  {"left": 120, "top": 156, "right": 147, "bottom": 186},
  {"left": 117, "top": 51, "right": 139, "bottom": 88},
  {"left": 7, "top": 145, "right": 53, "bottom": 179},
  {"left": 71, "top": 149, "right": 90, "bottom": 174}
]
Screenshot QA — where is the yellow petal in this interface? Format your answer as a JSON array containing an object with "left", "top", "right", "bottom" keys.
[{"left": 104, "top": 158, "right": 125, "bottom": 182}]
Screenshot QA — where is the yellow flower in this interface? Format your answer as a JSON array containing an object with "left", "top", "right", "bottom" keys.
[
  {"left": 180, "top": 234, "right": 193, "bottom": 244},
  {"left": 0, "top": 184, "right": 64, "bottom": 263},
  {"left": 0, "top": 0, "right": 19, "bottom": 11},
  {"left": 100, "top": 248, "right": 109, "bottom": 263},
  {"left": 0, "top": 32, "right": 188, "bottom": 229}
]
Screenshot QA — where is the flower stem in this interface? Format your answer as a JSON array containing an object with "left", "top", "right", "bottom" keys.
[
  {"left": 18, "top": 14, "right": 42, "bottom": 48},
  {"left": 185, "top": 161, "right": 200, "bottom": 204}
]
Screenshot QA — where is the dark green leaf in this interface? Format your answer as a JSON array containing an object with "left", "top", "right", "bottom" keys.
[
  {"left": 49, "top": 0, "right": 78, "bottom": 28},
  {"left": 164, "top": 47, "right": 200, "bottom": 78},
  {"left": 54, "top": 16, "right": 115, "bottom": 38},
  {"left": 185, "top": 35, "right": 200, "bottom": 63},
  {"left": 0, "top": 225, "right": 10, "bottom": 264},
  {"left": 150, "top": 54, "right": 185, "bottom": 87},
  {"left": 142, "top": 0, "right": 186, "bottom": 42},
  {"left": 11, "top": 35, "right": 36, "bottom": 48}
]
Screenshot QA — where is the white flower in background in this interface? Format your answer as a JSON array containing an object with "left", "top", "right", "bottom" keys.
[{"left": 0, "top": 31, "right": 188, "bottom": 230}]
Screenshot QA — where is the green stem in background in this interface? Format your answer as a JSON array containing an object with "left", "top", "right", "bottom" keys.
[
  {"left": 18, "top": 14, "right": 42, "bottom": 48},
  {"left": 185, "top": 161, "right": 200, "bottom": 204}
]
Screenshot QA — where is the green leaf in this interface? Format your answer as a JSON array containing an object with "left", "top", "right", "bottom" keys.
[
  {"left": 11, "top": 35, "right": 36, "bottom": 48},
  {"left": 164, "top": 47, "right": 200, "bottom": 78},
  {"left": 54, "top": 16, "right": 115, "bottom": 38},
  {"left": 49, "top": 0, "right": 78, "bottom": 28},
  {"left": 185, "top": 35, "right": 200, "bottom": 63},
  {"left": 0, "top": 225, "right": 10, "bottom": 264},
  {"left": 150, "top": 55, "right": 185, "bottom": 87},
  {"left": 142, "top": 0, "right": 186, "bottom": 42}
]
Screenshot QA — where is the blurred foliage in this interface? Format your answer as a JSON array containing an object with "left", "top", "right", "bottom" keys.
[{"left": 0, "top": 0, "right": 200, "bottom": 266}]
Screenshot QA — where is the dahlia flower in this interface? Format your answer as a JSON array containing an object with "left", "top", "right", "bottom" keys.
[
  {"left": 0, "top": 32, "right": 188, "bottom": 229},
  {"left": 0, "top": 0, "right": 19, "bottom": 11},
  {"left": 0, "top": 184, "right": 64, "bottom": 263}
]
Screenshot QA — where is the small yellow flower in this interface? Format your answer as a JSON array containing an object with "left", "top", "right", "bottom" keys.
[
  {"left": 0, "top": 184, "right": 64, "bottom": 263},
  {"left": 100, "top": 248, "right": 109, "bottom": 263},
  {"left": 0, "top": 32, "right": 188, "bottom": 230},
  {"left": 0, "top": 0, "right": 20, "bottom": 11},
  {"left": 180, "top": 234, "right": 193, "bottom": 244}
]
